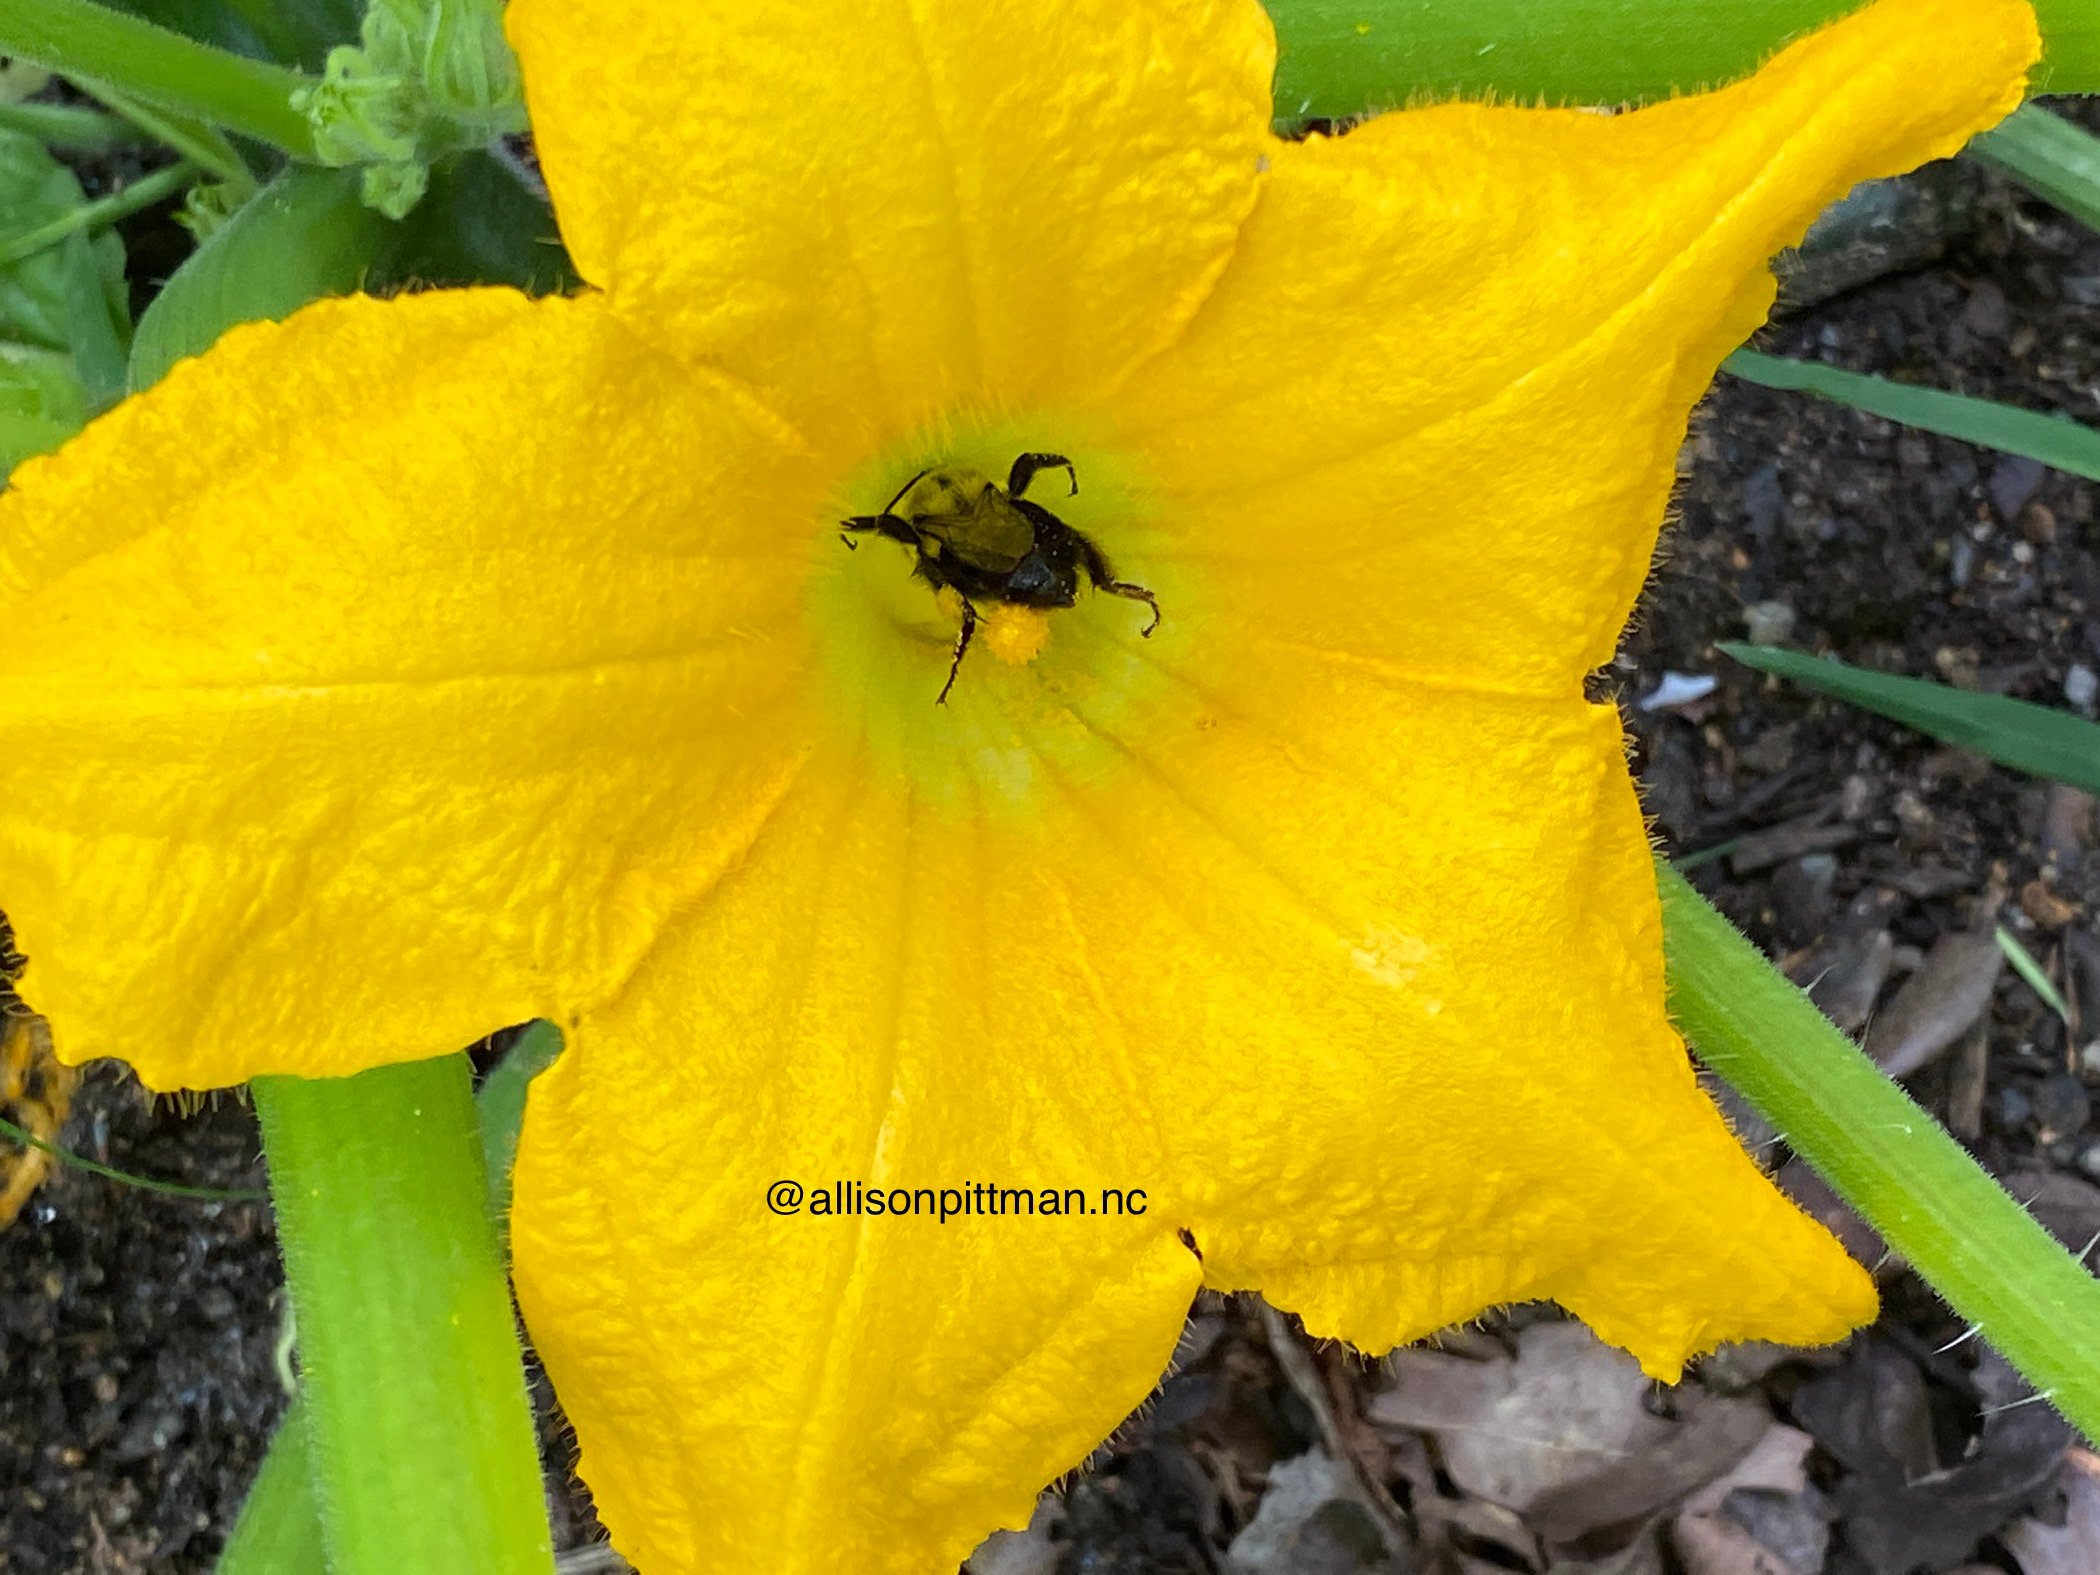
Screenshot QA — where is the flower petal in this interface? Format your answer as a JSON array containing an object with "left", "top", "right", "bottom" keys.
[
  {"left": 1108, "top": 0, "right": 2036, "bottom": 691},
  {"left": 514, "top": 652, "right": 1867, "bottom": 1573},
  {"left": 0, "top": 289, "right": 823, "bottom": 1088},
  {"left": 1051, "top": 633, "right": 1876, "bottom": 1373},
  {"left": 510, "top": 764, "right": 1203, "bottom": 1574},
  {"left": 503, "top": 0, "right": 1273, "bottom": 452}
]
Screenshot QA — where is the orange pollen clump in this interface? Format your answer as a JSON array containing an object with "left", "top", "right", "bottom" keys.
[{"left": 982, "top": 606, "right": 1051, "bottom": 665}]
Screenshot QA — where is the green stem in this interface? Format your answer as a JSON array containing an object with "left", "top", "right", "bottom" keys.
[
  {"left": 214, "top": 1399, "right": 326, "bottom": 1575},
  {"left": 253, "top": 1055, "right": 553, "bottom": 1575},
  {"left": 85, "top": 84, "right": 256, "bottom": 193},
  {"left": 1659, "top": 863, "right": 2100, "bottom": 1436},
  {"left": 0, "top": 0, "right": 318, "bottom": 158},
  {"left": 0, "top": 1111, "right": 265, "bottom": 1202},
  {"left": 0, "top": 98, "right": 137, "bottom": 151},
  {"left": 1262, "top": 0, "right": 2099, "bottom": 119},
  {"left": 0, "top": 159, "right": 196, "bottom": 265}
]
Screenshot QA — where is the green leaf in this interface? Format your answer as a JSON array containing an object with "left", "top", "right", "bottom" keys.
[
  {"left": 131, "top": 152, "right": 574, "bottom": 391},
  {"left": 1725, "top": 350, "right": 2100, "bottom": 483},
  {"left": 128, "top": 162, "right": 390, "bottom": 388},
  {"left": 0, "top": 125, "right": 127, "bottom": 354},
  {"left": 0, "top": 341, "right": 87, "bottom": 426},
  {"left": 0, "top": 127, "right": 130, "bottom": 472},
  {"left": 56, "top": 228, "right": 128, "bottom": 407},
  {"left": 1972, "top": 104, "right": 2100, "bottom": 235},
  {"left": 1721, "top": 642, "right": 2100, "bottom": 796},
  {"left": 404, "top": 151, "right": 575, "bottom": 296},
  {"left": 0, "top": 331, "right": 91, "bottom": 478}
]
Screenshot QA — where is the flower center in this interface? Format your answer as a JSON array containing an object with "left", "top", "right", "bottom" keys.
[{"left": 805, "top": 415, "right": 1188, "bottom": 815}]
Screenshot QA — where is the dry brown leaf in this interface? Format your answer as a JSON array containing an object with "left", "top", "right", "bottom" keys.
[
  {"left": 1671, "top": 1423, "right": 1824, "bottom": 1575},
  {"left": 2002, "top": 1448, "right": 2100, "bottom": 1575},
  {"left": 1369, "top": 1323, "right": 1768, "bottom": 1543}
]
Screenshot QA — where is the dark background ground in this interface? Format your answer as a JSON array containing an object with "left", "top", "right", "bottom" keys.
[{"left": 5, "top": 118, "right": 2100, "bottom": 1575}]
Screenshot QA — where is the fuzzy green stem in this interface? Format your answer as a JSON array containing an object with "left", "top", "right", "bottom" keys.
[
  {"left": 1659, "top": 864, "right": 2100, "bottom": 1437},
  {"left": 1263, "top": 0, "right": 2097, "bottom": 118},
  {"left": 214, "top": 1399, "right": 325, "bottom": 1575},
  {"left": 0, "top": 0, "right": 318, "bottom": 158},
  {"left": 0, "top": 159, "right": 196, "bottom": 265},
  {"left": 220, "top": 1028, "right": 564, "bottom": 1573},
  {"left": 252, "top": 1055, "right": 553, "bottom": 1575}
]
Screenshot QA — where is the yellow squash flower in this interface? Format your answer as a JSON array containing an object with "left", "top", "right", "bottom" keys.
[{"left": 0, "top": 0, "right": 2035, "bottom": 1568}]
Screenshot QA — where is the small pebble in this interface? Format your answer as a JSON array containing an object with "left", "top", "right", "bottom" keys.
[
  {"left": 1640, "top": 671, "right": 1717, "bottom": 712},
  {"left": 2067, "top": 664, "right": 2099, "bottom": 713},
  {"left": 1994, "top": 1084, "right": 2035, "bottom": 1130},
  {"left": 1950, "top": 536, "right": 1976, "bottom": 588},
  {"left": 1964, "top": 279, "right": 2010, "bottom": 339},
  {"left": 1989, "top": 454, "right": 2047, "bottom": 520},
  {"left": 2081, "top": 1041, "right": 2100, "bottom": 1080}
]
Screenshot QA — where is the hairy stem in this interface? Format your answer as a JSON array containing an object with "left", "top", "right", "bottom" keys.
[
  {"left": 1660, "top": 864, "right": 2100, "bottom": 1438},
  {"left": 1263, "top": 0, "right": 2091, "bottom": 119},
  {"left": 0, "top": 0, "right": 317, "bottom": 157},
  {"left": 252, "top": 1055, "right": 553, "bottom": 1575}
]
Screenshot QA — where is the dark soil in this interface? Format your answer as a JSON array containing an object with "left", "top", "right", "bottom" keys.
[{"left": 6, "top": 119, "right": 2100, "bottom": 1575}]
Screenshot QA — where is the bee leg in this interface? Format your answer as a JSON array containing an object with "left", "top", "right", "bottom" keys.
[
  {"left": 1076, "top": 538, "right": 1163, "bottom": 636},
  {"left": 936, "top": 598, "right": 980, "bottom": 707},
  {"left": 843, "top": 512, "right": 919, "bottom": 549},
  {"left": 1007, "top": 452, "right": 1077, "bottom": 500},
  {"left": 1103, "top": 580, "right": 1162, "bottom": 636}
]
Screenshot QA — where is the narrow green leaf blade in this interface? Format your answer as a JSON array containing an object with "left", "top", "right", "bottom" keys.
[
  {"left": 1725, "top": 349, "right": 2100, "bottom": 483},
  {"left": 1722, "top": 642, "right": 2100, "bottom": 795},
  {"left": 1971, "top": 103, "right": 2100, "bottom": 235},
  {"left": 1996, "top": 926, "right": 2072, "bottom": 1023}
]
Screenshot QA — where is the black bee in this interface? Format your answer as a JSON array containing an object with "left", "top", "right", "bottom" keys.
[{"left": 841, "top": 451, "right": 1162, "bottom": 704}]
